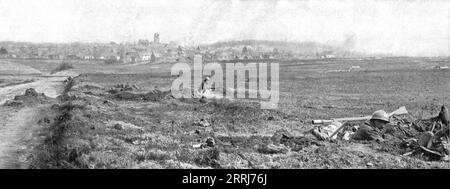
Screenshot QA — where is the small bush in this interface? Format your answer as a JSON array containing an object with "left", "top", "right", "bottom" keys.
[{"left": 51, "top": 62, "right": 74, "bottom": 74}]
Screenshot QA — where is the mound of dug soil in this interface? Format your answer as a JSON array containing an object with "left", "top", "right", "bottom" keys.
[
  {"left": 4, "top": 88, "right": 50, "bottom": 106},
  {"left": 112, "top": 89, "right": 172, "bottom": 102}
]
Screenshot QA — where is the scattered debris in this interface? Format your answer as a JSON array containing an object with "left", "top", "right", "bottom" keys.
[
  {"left": 192, "top": 137, "right": 216, "bottom": 149},
  {"left": 205, "top": 137, "right": 215, "bottom": 147},
  {"left": 325, "top": 66, "right": 363, "bottom": 73},
  {"left": 311, "top": 122, "right": 342, "bottom": 140},
  {"left": 307, "top": 106, "right": 449, "bottom": 162},
  {"left": 257, "top": 144, "right": 289, "bottom": 154},
  {"left": 379, "top": 112, "right": 449, "bottom": 160},
  {"left": 113, "top": 123, "right": 123, "bottom": 130},
  {"left": 108, "top": 83, "right": 139, "bottom": 93},
  {"left": 271, "top": 129, "right": 293, "bottom": 144},
  {"left": 270, "top": 129, "right": 324, "bottom": 152},
  {"left": 431, "top": 65, "right": 449, "bottom": 70},
  {"left": 418, "top": 132, "right": 433, "bottom": 148},
  {"left": 111, "top": 89, "right": 171, "bottom": 102},
  {"left": 37, "top": 117, "right": 52, "bottom": 125},
  {"left": 106, "top": 120, "right": 143, "bottom": 131},
  {"left": 194, "top": 148, "right": 221, "bottom": 168},
  {"left": 193, "top": 119, "right": 211, "bottom": 127},
  {"left": 343, "top": 131, "right": 353, "bottom": 141}
]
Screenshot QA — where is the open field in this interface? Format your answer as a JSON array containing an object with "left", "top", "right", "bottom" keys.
[
  {"left": 2, "top": 57, "right": 450, "bottom": 168},
  {"left": 15, "top": 57, "right": 448, "bottom": 169}
]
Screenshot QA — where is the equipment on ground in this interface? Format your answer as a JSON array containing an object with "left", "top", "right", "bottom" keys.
[
  {"left": 438, "top": 105, "right": 449, "bottom": 126},
  {"left": 313, "top": 107, "right": 408, "bottom": 141},
  {"left": 312, "top": 106, "right": 408, "bottom": 125}
]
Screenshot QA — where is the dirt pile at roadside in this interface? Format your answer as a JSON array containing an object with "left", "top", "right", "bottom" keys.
[
  {"left": 71, "top": 79, "right": 173, "bottom": 103},
  {"left": 4, "top": 88, "right": 50, "bottom": 106},
  {"left": 110, "top": 89, "right": 172, "bottom": 102}
]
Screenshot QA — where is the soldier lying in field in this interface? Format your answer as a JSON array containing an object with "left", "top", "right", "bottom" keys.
[{"left": 312, "top": 110, "right": 391, "bottom": 142}]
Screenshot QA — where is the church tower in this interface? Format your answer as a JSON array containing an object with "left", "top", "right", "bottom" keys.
[{"left": 154, "top": 33, "right": 160, "bottom": 44}]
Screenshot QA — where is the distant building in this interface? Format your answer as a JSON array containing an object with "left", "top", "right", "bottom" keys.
[
  {"left": 138, "top": 39, "right": 150, "bottom": 46},
  {"left": 273, "top": 48, "right": 279, "bottom": 55},
  {"left": 66, "top": 54, "right": 78, "bottom": 60},
  {"left": 177, "top": 46, "right": 184, "bottom": 56},
  {"left": 141, "top": 53, "right": 151, "bottom": 61},
  {"left": 242, "top": 46, "right": 249, "bottom": 55},
  {"left": 124, "top": 52, "right": 139, "bottom": 63},
  {"left": 154, "top": 33, "right": 160, "bottom": 44}
]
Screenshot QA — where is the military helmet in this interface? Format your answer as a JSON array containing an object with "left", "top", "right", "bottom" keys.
[{"left": 370, "top": 110, "right": 390, "bottom": 123}]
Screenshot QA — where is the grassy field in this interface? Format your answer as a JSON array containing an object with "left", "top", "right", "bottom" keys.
[{"left": 27, "top": 57, "right": 450, "bottom": 168}]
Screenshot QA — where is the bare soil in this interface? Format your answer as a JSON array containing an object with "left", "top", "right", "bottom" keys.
[
  {"left": 0, "top": 60, "right": 72, "bottom": 168},
  {"left": 0, "top": 106, "right": 51, "bottom": 168}
]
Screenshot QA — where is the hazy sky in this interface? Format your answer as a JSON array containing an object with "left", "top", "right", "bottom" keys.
[{"left": 0, "top": 0, "right": 448, "bottom": 56}]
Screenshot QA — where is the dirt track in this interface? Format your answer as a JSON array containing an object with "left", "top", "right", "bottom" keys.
[
  {"left": 0, "top": 76, "right": 69, "bottom": 168},
  {"left": 0, "top": 62, "right": 75, "bottom": 168},
  {"left": 0, "top": 106, "right": 42, "bottom": 168},
  {"left": 0, "top": 77, "right": 66, "bottom": 105}
]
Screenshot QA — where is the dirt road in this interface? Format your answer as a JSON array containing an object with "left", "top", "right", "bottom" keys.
[
  {"left": 0, "top": 73, "right": 76, "bottom": 168},
  {"left": 0, "top": 106, "right": 44, "bottom": 168},
  {"left": 0, "top": 76, "right": 67, "bottom": 105}
]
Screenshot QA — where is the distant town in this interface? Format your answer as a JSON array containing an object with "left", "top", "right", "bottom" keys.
[{"left": 0, "top": 33, "right": 403, "bottom": 64}]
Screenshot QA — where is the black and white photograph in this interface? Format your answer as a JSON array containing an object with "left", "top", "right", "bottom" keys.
[{"left": 0, "top": 0, "right": 449, "bottom": 178}]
